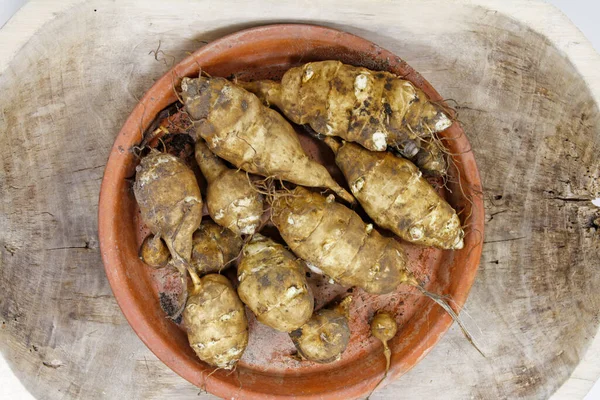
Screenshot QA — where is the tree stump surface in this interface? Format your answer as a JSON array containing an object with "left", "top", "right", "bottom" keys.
[{"left": 0, "top": 1, "right": 599, "bottom": 399}]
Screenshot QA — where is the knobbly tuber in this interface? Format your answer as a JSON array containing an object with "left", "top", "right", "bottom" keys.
[
  {"left": 237, "top": 234, "right": 313, "bottom": 332},
  {"left": 272, "top": 187, "right": 417, "bottom": 294},
  {"left": 239, "top": 60, "right": 452, "bottom": 152},
  {"left": 139, "top": 234, "right": 170, "bottom": 268},
  {"left": 325, "top": 138, "right": 464, "bottom": 250},
  {"left": 406, "top": 137, "right": 447, "bottom": 176},
  {"left": 184, "top": 271, "right": 249, "bottom": 369},
  {"left": 290, "top": 296, "right": 352, "bottom": 363},
  {"left": 179, "top": 76, "right": 354, "bottom": 204},
  {"left": 133, "top": 150, "right": 203, "bottom": 269},
  {"left": 190, "top": 221, "right": 243, "bottom": 275},
  {"left": 195, "top": 140, "right": 264, "bottom": 235}
]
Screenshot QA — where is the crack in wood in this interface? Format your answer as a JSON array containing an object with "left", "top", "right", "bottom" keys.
[
  {"left": 548, "top": 196, "right": 591, "bottom": 202},
  {"left": 484, "top": 236, "right": 527, "bottom": 244},
  {"left": 487, "top": 209, "right": 508, "bottom": 221},
  {"left": 46, "top": 241, "right": 91, "bottom": 251}
]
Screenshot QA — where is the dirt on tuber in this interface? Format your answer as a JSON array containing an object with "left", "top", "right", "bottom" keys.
[
  {"left": 239, "top": 60, "right": 452, "bottom": 154},
  {"left": 290, "top": 296, "right": 352, "bottom": 363},
  {"left": 179, "top": 76, "right": 354, "bottom": 204},
  {"left": 325, "top": 138, "right": 464, "bottom": 250},
  {"left": 190, "top": 221, "right": 243, "bottom": 275},
  {"left": 183, "top": 271, "right": 249, "bottom": 369},
  {"left": 237, "top": 234, "right": 314, "bottom": 332},
  {"left": 272, "top": 187, "right": 417, "bottom": 294},
  {"left": 195, "top": 139, "right": 264, "bottom": 235}
]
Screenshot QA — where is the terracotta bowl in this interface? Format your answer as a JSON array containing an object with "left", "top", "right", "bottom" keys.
[{"left": 98, "top": 24, "right": 484, "bottom": 400}]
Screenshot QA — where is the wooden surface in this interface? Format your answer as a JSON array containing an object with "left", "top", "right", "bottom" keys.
[{"left": 1, "top": 1, "right": 599, "bottom": 399}]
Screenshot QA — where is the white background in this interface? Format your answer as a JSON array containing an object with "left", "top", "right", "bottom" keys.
[{"left": 0, "top": 1, "right": 599, "bottom": 399}]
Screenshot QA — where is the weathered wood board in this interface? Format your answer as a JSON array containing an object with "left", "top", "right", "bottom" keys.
[{"left": 1, "top": 1, "right": 599, "bottom": 399}]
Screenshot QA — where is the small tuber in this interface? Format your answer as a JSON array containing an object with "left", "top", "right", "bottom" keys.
[{"left": 290, "top": 296, "right": 352, "bottom": 363}]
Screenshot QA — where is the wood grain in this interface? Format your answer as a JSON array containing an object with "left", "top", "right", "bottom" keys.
[{"left": 0, "top": 1, "right": 598, "bottom": 399}]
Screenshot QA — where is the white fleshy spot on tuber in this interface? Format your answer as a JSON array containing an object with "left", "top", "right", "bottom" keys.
[
  {"left": 250, "top": 265, "right": 267, "bottom": 274},
  {"left": 372, "top": 131, "right": 387, "bottom": 151},
  {"left": 322, "top": 241, "right": 334, "bottom": 252},
  {"left": 233, "top": 197, "right": 252, "bottom": 207},
  {"left": 236, "top": 214, "right": 259, "bottom": 227},
  {"left": 219, "top": 311, "right": 236, "bottom": 321},
  {"left": 452, "top": 236, "right": 465, "bottom": 250},
  {"left": 220, "top": 85, "right": 232, "bottom": 98},
  {"left": 328, "top": 278, "right": 335, "bottom": 284},
  {"left": 434, "top": 113, "right": 452, "bottom": 132},
  {"left": 305, "top": 262, "right": 324, "bottom": 275},
  {"left": 303, "top": 66, "right": 314, "bottom": 82},
  {"left": 239, "top": 223, "right": 258, "bottom": 235},
  {"left": 409, "top": 225, "right": 424, "bottom": 240},
  {"left": 351, "top": 177, "right": 365, "bottom": 193},
  {"left": 366, "top": 223, "right": 373, "bottom": 234},
  {"left": 326, "top": 194, "right": 335, "bottom": 203},
  {"left": 214, "top": 209, "right": 225, "bottom": 220},
  {"left": 137, "top": 171, "right": 159, "bottom": 185},
  {"left": 184, "top": 196, "right": 201, "bottom": 204},
  {"left": 368, "top": 263, "right": 380, "bottom": 277},
  {"left": 152, "top": 156, "right": 172, "bottom": 165},
  {"left": 355, "top": 74, "right": 368, "bottom": 91},
  {"left": 592, "top": 198, "right": 600, "bottom": 207},
  {"left": 243, "top": 241, "right": 272, "bottom": 257},
  {"left": 285, "top": 285, "right": 304, "bottom": 299},
  {"left": 287, "top": 216, "right": 295, "bottom": 225}
]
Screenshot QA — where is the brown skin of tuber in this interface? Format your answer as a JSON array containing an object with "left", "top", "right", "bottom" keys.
[
  {"left": 179, "top": 76, "right": 354, "bottom": 204},
  {"left": 190, "top": 221, "right": 243, "bottom": 275},
  {"left": 195, "top": 140, "right": 264, "bottom": 236},
  {"left": 289, "top": 296, "right": 352, "bottom": 364},
  {"left": 133, "top": 150, "right": 203, "bottom": 269},
  {"left": 237, "top": 234, "right": 314, "bottom": 332},
  {"left": 139, "top": 234, "right": 170, "bottom": 268},
  {"left": 325, "top": 138, "right": 464, "bottom": 250},
  {"left": 183, "top": 273, "right": 249, "bottom": 370},
  {"left": 272, "top": 187, "right": 417, "bottom": 294},
  {"left": 239, "top": 60, "right": 452, "bottom": 153}
]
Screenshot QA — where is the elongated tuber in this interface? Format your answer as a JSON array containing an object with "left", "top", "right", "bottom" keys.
[
  {"left": 195, "top": 140, "right": 264, "bottom": 235},
  {"left": 325, "top": 138, "right": 463, "bottom": 249},
  {"left": 179, "top": 76, "right": 354, "bottom": 204},
  {"left": 237, "top": 234, "right": 313, "bottom": 332},
  {"left": 272, "top": 187, "right": 416, "bottom": 294},
  {"left": 239, "top": 60, "right": 452, "bottom": 152},
  {"left": 184, "top": 271, "right": 248, "bottom": 369},
  {"left": 191, "top": 221, "right": 243, "bottom": 275},
  {"left": 290, "top": 296, "right": 352, "bottom": 363}
]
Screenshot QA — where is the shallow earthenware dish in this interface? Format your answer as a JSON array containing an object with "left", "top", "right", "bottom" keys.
[{"left": 98, "top": 24, "right": 484, "bottom": 400}]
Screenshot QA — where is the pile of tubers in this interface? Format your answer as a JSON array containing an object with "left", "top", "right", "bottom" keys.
[{"left": 133, "top": 61, "right": 470, "bottom": 376}]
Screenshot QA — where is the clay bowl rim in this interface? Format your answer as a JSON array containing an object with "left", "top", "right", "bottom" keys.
[{"left": 98, "top": 23, "right": 484, "bottom": 400}]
